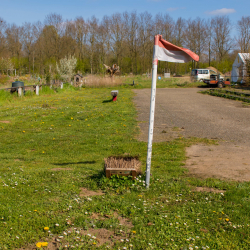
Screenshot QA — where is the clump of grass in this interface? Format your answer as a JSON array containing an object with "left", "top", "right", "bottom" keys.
[
  {"left": 84, "top": 74, "right": 123, "bottom": 87},
  {"left": 0, "top": 89, "right": 14, "bottom": 104}
]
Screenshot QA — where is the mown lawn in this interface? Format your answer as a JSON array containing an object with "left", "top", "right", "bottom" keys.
[{"left": 0, "top": 85, "right": 249, "bottom": 249}]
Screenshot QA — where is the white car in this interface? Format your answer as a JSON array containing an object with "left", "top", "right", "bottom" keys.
[{"left": 191, "top": 69, "right": 224, "bottom": 82}]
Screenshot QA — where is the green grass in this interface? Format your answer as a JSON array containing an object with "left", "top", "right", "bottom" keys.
[{"left": 0, "top": 85, "right": 249, "bottom": 249}]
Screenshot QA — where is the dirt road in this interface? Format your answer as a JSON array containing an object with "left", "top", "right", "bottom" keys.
[{"left": 133, "top": 88, "right": 250, "bottom": 182}]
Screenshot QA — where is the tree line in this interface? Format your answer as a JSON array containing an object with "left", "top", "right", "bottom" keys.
[{"left": 0, "top": 12, "right": 250, "bottom": 77}]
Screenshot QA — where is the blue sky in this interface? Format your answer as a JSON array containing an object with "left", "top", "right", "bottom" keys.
[{"left": 0, "top": 0, "right": 249, "bottom": 26}]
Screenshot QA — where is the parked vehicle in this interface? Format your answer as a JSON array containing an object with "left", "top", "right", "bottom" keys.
[
  {"left": 191, "top": 69, "right": 224, "bottom": 82},
  {"left": 203, "top": 74, "right": 230, "bottom": 88}
]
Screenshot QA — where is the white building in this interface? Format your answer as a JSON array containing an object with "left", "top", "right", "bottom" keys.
[{"left": 231, "top": 53, "right": 250, "bottom": 82}]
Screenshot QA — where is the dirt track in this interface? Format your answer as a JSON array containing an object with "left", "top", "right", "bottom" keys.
[{"left": 133, "top": 88, "right": 250, "bottom": 182}]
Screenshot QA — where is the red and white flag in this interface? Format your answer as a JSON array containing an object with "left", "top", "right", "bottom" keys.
[{"left": 153, "top": 35, "right": 199, "bottom": 63}]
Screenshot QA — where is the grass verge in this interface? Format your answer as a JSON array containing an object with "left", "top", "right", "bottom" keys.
[
  {"left": 123, "top": 75, "right": 207, "bottom": 89},
  {"left": 0, "top": 86, "right": 249, "bottom": 249}
]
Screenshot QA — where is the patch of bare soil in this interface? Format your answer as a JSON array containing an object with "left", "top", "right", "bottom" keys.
[
  {"left": 185, "top": 142, "right": 250, "bottom": 182},
  {"left": 81, "top": 212, "right": 133, "bottom": 247},
  {"left": 192, "top": 186, "right": 225, "bottom": 193},
  {"left": 17, "top": 211, "right": 134, "bottom": 249},
  {"left": 79, "top": 187, "right": 104, "bottom": 197},
  {"left": 17, "top": 238, "right": 59, "bottom": 250},
  {"left": 0, "top": 120, "right": 10, "bottom": 123}
]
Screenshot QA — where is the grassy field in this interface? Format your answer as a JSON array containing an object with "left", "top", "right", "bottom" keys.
[
  {"left": 0, "top": 84, "right": 249, "bottom": 249},
  {"left": 123, "top": 75, "right": 207, "bottom": 89}
]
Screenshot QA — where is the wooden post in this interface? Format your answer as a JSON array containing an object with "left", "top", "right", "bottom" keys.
[
  {"left": 61, "top": 82, "right": 63, "bottom": 89},
  {"left": 18, "top": 87, "right": 23, "bottom": 97},
  {"left": 36, "top": 85, "right": 39, "bottom": 95}
]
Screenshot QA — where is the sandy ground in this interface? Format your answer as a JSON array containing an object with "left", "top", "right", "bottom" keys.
[{"left": 133, "top": 88, "right": 250, "bottom": 182}]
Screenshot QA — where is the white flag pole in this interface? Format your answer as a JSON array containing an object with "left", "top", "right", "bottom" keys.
[{"left": 145, "top": 35, "right": 159, "bottom": 188}]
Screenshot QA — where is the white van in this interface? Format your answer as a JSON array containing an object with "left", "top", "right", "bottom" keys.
[{"left": 191, "top": 69, "right": 224, "bottom": 82}]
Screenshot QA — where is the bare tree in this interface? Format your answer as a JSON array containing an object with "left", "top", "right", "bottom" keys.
[
  {"left": 138, "top": 12, "right": 153, "bottom": 73},
  {"left": 124, "top": 11, "right": 139, "bottom": 74},
  {"left": 154, "top": 13, "right": 174, "bottom": 42},
  {"left": 173, "top": 17, "right": 186, "bottom": 47},
  {"left": 87, "top": 16, "right": 99, "bottom": 74},
  {"left": 0, "top": 17, "right": 7, "bottom": 57},
  {"left": 184, "top": 18, "right": 207, "bottom": 67},
  {"left": 98, "top": 16, "right": 112, "bottom": 72},
  {"left": 5, "top": 24, "right": 22, "bottom": 73},
  {"left": 211, "top": 16, "right": 233, "bottom": 62},
  {"left": 74, "top": 17, "right": 88, "bottom": 61},
  {"left": 109, "top": 13, "right": 126, "bottom": 68},
  {"left": 20, "top": 22, "right": 39, "bottom": 73},
  {"left": 237, "top": 16, "right": 250, "bottom": 52}
]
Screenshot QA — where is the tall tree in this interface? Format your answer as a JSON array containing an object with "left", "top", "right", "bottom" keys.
[
  {"left": 211, "top": 16, "right": 233, "bottom": 62},
  {"left": 87, "top": 16, "right": 99, "bottom": 74},
  {"left": 184, "top": 18, "right": 207, "bottom": 67},
  {"left": 237, "top": 16, "right": 250, "bottom": 52},
  {"left": 173, "top": 17, "right": 186, "bottom": 47},
  {"left": 124, "top": 11, "right": 139, "bottom": 74},
  {"left": 5, "top": 24, "right": 22, "bottom": 73},
  {"left": 20, "top": 22, "right": 39, "bottom": 73},
  {"left": 109, "top": 13, "right": 126, "bottom": 68},
  {"left": 138, "top": 12, "right": 153, "bottom": 73},
  {"left": 0, "top": 17, "right": 7, "bottom": 57}
]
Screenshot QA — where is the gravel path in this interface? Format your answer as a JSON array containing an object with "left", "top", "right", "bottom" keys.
[
  {"left": 133, "top": 88, "right": 250, "bottom": 181},
  {"left": 133, "top": 88, "right": 250, "bottom": 144}
]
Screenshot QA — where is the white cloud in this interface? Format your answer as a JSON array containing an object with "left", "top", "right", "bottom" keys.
[{"left": 207, "top": 8, "right": 236, "bottom": 15}]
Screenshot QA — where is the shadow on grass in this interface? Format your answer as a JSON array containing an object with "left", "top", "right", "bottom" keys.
[
  {"left": 197, "top": 85, "right": 211, "bottom": 88},
  {"left": 102, "top": 99, "right": 113, "bottom": 103},
  {"left": 53, "top": 161, "right": 96, "bottom": 166}
]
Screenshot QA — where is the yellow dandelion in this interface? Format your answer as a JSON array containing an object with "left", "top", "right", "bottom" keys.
[
  {"left": 42, "top": 151, "right": 45, "bottom": 154},
  {"left": 53, "top": 138, "right": 55, "bottom": 140},
  {"left": 23, "top": 131, "right": 25, "bottom": 133},
  {"left": 41, "top": 242, "right": 48, "bottom": 247},
  {"left": 44, "top": 227, "right": 49, "bottom": 231},
  {"left": 71, "top": 117, "right": 73, "bottom": 119},
  {"left": 132, "top": 230, "right": 136, "bottom": 234},
  {"left": 51, "top": 125, "right": 54, "bottom": 126},
  {"left": 69, "top": 125, "right": 71, "bottom": 127},
  {"left": 36, "top": 242, "right": 42, "bottom": 248},
  {"left": 34, "top": 210, "right": 37, "bottom": 212},
  {"left": 93, "top": 242, "right": 97, "bottom": 245},
  {"left": 225, "top": 218, "right": 230, "bottom": 221}
]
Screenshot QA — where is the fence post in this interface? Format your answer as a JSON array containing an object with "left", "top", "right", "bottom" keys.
[
  {"left": 36, "top": 85, "right": 39, "bottom": 95},
  {"left": 61, "top": 82, "right": 63, "bottom": 89},
  {"left": 18, "top": 87, "right": 23, "bottom": 97}
]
